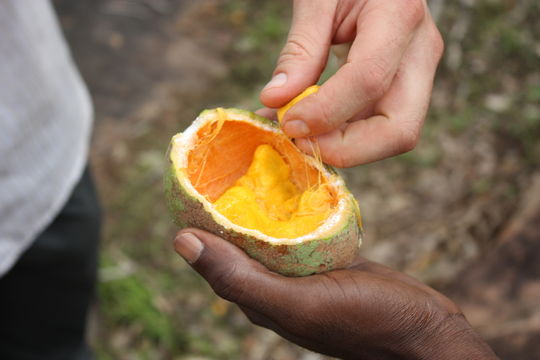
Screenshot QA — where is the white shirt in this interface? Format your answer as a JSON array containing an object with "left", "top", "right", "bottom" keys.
[{"left": 0, "top": 0, "right": 93, "bottom": 276}]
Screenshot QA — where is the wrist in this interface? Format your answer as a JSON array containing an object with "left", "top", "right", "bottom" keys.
[{"left": 405, "top": 313, "right": 498, "bottom": 360}]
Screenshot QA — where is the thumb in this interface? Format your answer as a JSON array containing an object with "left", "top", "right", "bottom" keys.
[
  {"left": 173, "top": 228, "right": 291, "bottom": 309},
  {"left": 260, "top": 0, "right": 337, "bottom": 108}
]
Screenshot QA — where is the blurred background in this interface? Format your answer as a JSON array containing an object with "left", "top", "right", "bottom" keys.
[{"left": 52, "top": 0, "right": 539, "bottom": 359}]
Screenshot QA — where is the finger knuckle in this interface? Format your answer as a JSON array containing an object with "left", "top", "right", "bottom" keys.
[
  {"left": 279, "top": 32, "right": 316, "bottom": 65},
  {"left": 396, "top": 126, "right": 419, "bottom": 153},
  {"left": 356, "top": 60, "right": 390, "bottom": 100},
  {"left": 430, "top": 27, "right": 445, "bottom": 61},
  {"left": 400, "top": 0, "right": 426, "bottom": 29}
]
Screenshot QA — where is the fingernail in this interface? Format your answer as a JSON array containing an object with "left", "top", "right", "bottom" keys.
[
  {"left": 263, "top": 73, "right": 287, "bottom": 91},
  {"left": 174, "top": 233, "right": 204, "bottom": 264},
  {"left": 283, "top": 120, "right": 310, "bottom": 137}
]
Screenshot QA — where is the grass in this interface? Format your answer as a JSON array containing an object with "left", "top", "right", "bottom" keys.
[
  {"left": 99, "top": 270, "right": 178, "bottom": 348},
  {"left": 224, "top": 0, "right": 291, "bottom": 97}
]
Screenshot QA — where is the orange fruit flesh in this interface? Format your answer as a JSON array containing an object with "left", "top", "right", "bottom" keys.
[
  {"left": 215, "top": 144, "right": 334, "bottom": 238},
  {"left": 187, "top": 119, "right": 337, "bottom": 238}
]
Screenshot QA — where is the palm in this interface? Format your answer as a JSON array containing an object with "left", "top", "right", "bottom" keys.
[{"left": 238, "top": 256, "right": 460, "bottom": 359}]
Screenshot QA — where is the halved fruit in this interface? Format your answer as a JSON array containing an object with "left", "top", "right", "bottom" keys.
[{"left": 165, "top": 108, "right": 362, "bottom": 276}]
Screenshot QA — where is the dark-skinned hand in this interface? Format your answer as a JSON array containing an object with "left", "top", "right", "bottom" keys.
[{"left": 174, "top": 229, "right": 498, "bottom": 360}]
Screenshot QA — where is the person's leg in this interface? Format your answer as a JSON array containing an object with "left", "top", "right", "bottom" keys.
[{"left": 0, "top": 167, "right": 101, "bottom": 360}]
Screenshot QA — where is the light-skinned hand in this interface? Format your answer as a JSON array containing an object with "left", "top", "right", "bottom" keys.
[{"left": 260, "top": 0, "right": 444, "bottom": 167}]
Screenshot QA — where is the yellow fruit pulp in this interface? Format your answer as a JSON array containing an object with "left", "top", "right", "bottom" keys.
[
  {"left": 214, "top": 144, "right": 334, "bottom": 238},
  {"left": 277, "top": 85, "right": 320, "bottom": 123}
]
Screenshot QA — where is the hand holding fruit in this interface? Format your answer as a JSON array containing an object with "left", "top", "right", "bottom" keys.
[
  {"left": 260, "top": 0, "right": 444, "bottom": 167},
  {"left": 174, "top": 229, "right": 497, "bottom": 359}
]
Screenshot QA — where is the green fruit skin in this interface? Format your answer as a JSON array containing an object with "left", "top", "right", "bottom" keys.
[{"left": 165, "top": 163, "right": 361, "bottom": 277}]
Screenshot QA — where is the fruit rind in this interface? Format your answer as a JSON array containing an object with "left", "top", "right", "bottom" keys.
[{"left": 165, "top": 108, "right": 362, "bottom": 276}]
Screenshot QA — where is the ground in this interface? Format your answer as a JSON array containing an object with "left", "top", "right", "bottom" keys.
[{"left": 53, "top": 0, "right": 540, "bottom": 359}]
